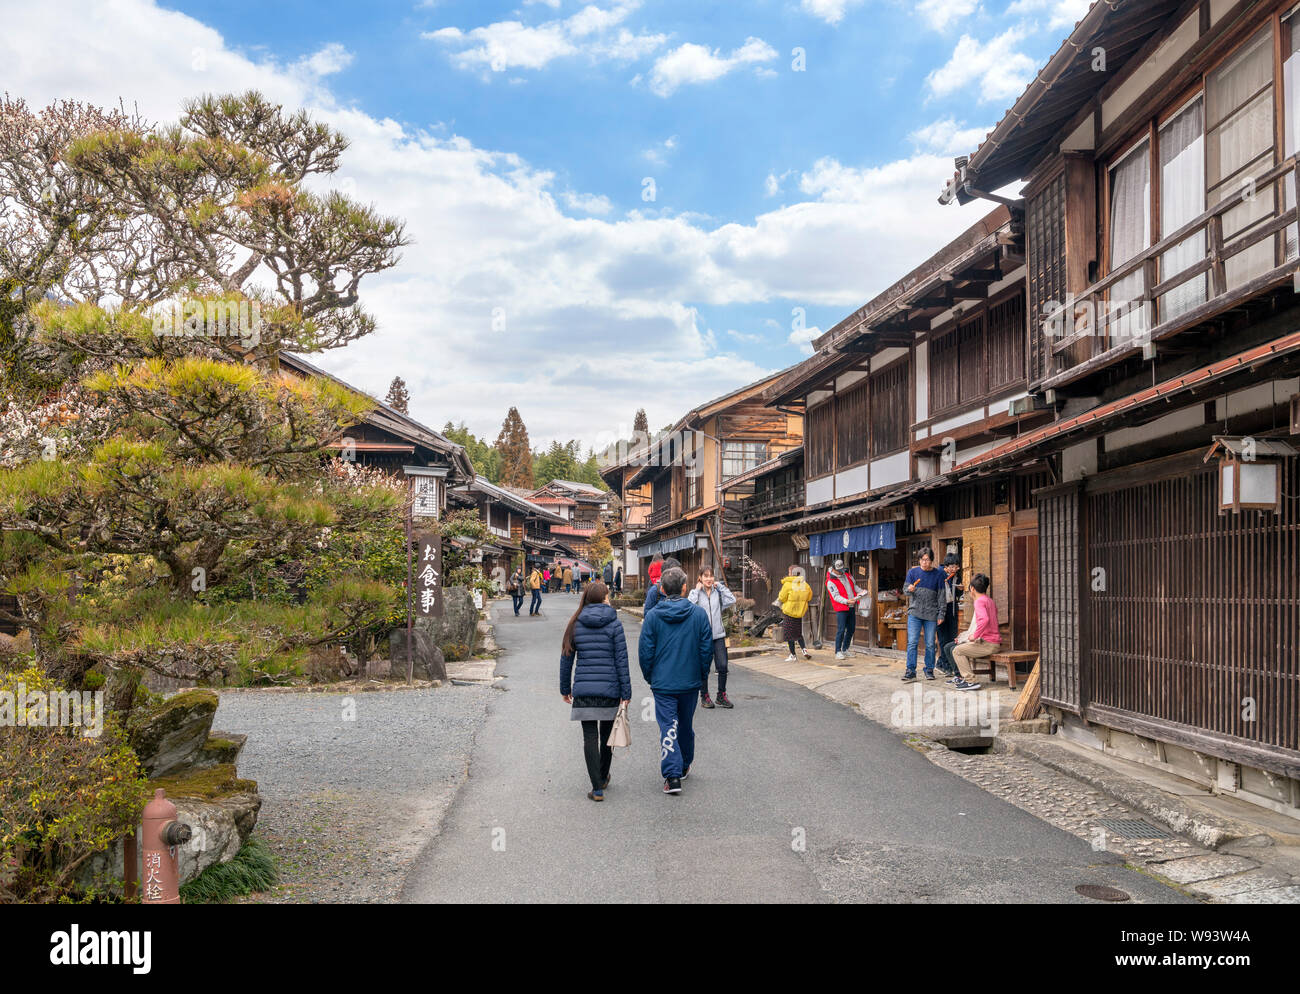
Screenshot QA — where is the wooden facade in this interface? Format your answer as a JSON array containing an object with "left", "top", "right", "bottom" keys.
[{"left": 937, "top": 0, "right": 1300, "bottom": 802}]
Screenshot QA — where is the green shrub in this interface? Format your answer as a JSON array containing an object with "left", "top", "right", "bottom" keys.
[
  {"left": 180, "top": 837, "right": 277, "bottom": 903},
  {"left": 0, "top": 666, "right": 149, "bottom": 902}
]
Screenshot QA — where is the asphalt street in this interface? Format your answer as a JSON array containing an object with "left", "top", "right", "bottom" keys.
[{"left": 401, "top": 592, "right": 1191, "bottom": 903}]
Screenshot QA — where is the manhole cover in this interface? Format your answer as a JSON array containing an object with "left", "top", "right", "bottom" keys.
[
  {"left": 1076, "top": 884, "right": 1131, "bottom": 902},
  {"left": 1094, "top": 818, "right": 1172, "bottom": 839}
]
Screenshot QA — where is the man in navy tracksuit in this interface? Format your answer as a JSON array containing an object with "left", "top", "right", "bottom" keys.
[{"left": 637, "top": 566, "right": 713, "bottom": 794}]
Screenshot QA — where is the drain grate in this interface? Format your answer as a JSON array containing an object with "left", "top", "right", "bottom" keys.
[
  {"left": 1093, "top": 818, "right": 1172, "bottom": 839},
  {"left": 1076, "top": 884, "right": 1131, "bottom": 902}
]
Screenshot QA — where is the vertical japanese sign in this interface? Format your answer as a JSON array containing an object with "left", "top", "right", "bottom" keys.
[{"left": 413, "top": 531, "right": 444, "bottom": 618}]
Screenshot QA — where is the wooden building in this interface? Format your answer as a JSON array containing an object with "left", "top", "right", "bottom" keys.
[
  {"left": 528, "top": 479, "right": 611, "bottom": 565},
  {"left": 929, "top": 0, "right": 1300, "bottom": 813},
  {"left": 278, "top": 353, "right": 475, "bottom": 519},
  {"left": 448, "top": 476, "right": 565, "bottom": 588},
  {"left": 598, "top": 460, "right": 653, "bottom": 590},
  {"left": 624, "top": 372, "right": 803, "bottom": 587},
  {"left": 721, "top": 446, "right": 806, "bottom": 604},
  {"left": 764, "top": 208, "right": 1052, "bottom": 653}
]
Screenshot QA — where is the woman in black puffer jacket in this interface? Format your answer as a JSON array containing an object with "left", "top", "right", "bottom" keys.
[{"left": 560, "top": 581, "right": 632, "bottom": 801}]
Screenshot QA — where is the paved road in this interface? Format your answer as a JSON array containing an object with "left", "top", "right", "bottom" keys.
[{"left": 401, "top": 594, "right": 1190, "bottom": 903}]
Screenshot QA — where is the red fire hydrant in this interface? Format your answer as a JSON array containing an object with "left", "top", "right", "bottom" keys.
[{"left": 140, "top": 788, "right": 191, "bottom": 905}]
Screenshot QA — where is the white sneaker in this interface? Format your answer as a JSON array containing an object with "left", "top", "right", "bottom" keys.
[
  {"left": 835, "top": 651, "right": 845, "bottom": 660},
  {"left": 784, "top": 653, "right": 796, "bottom": 662},
  {"left": 802, "top": 650, "right": 812, "bottom": 659}
]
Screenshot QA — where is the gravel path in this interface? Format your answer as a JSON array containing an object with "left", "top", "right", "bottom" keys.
[{"left": 213, "top": 684, "right": 491, "bottom": 903}]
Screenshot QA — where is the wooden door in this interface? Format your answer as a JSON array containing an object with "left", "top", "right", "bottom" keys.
[{"left": 1012, "top": 532, "right": 1040, "bottom": 653}]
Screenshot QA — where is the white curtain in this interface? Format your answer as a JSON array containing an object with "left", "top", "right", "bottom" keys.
[
  {"left": 1109, "top": 139, "right": 1151, "bottom": 343},
  {"left": 1160, "top": 97, "right": 1206, "bottom": 321},
  {"left": 1207, "top": 26, "right": 1275, "bottom": 287}
]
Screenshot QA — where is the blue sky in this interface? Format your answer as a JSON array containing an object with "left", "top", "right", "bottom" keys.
[{"left": 5, "top": 0, "right": 1091, "bottom": 447}]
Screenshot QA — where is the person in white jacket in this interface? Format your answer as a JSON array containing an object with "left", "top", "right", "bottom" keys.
[{"left": 688, "top": 566, "right": 737, "bottom": 709}]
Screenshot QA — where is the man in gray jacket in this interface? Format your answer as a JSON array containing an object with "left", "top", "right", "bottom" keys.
[{"left": 688, "top": 565, "right": 737, "bottom": 709}]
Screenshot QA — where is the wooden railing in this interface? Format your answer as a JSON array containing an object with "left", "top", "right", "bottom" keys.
[
  {"left": 648, "top": 506, "right": 671, "bottom": 528},
  {"left": 742, "top": 480, "right": 805, "bottom": 520},
  {"left": 1042, "top": 154, "right": 1300, "bottom": 389}
]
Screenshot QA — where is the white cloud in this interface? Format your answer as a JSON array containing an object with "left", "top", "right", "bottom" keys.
[
  {"left": 561, "top": 190, "right": 614, "bottom": 214},
  {"left": 647, "top": 37, "right": 777, "bottom": 97},
  {"left": 3, "top": 0, "right": 992, "bottom": 447},
  {"left": 788, "top": 325, "right": 822, "bottom": 355},
  {"left": 925, "top": 28, "right": 1037, "bottom": 103},
  {"left": 909, "top": 116, "right": 991, "bottom": 155},
  {"left": 800, "top": 0, "right": 866, "bottom": 25},
  {"left": 1007, "top": 0, "right": 1093, "bottom": 31},
  {"left": 642, "top": 135, "right": 678, "bottom": 166},
  {"left": 727, "top": 329, "right": 764, "bottom": 344},
  {"left": 295, "top": 42, "right": 354, "bottom": 78},
  {"left": 916, "top": 0, "right": 980, "bottom": 32},
  {"left": 423, "top": 1, "right": 665, "bottom": 74}
]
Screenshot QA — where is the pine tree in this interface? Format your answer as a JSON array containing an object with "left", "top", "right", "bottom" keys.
[
  {"left": 0, "top": 92, "right": 408, "bottom": 692},
  {"left": 385, "top": 376, "right": 410, "bottom": 414},
  {"left": 495, "top": 408, "right": 534, "bottom": 488},
  {"left": 633, "top": 408, "right": 649, "bottom": 435}
]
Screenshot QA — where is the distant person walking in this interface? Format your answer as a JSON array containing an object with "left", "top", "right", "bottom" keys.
[
  {"left": 688, "top": 566, "right": 736, "bottom": 709},
  {"left": 528, "top": 565, "right": 544, "bottom": 616},
  {"left": 949, "top": 573, "right": 999, "bottom": 691},
  {"left": 508, "top": 566, "right": 525, "bottom": 616},
  {"left": 778, "top": 567, "right": 813, "bottom": 661},
  {"left": 560, "top": 581, "right": 631, "bottom": 801},
  {"left": 903, "top": 547, "right": 944, "bottom": 682},
  {"left": 614, "top": 566, "right": 623, "bottom": 593},
  {"left": 603, "top": 560, "right": 614, "bottom": 588},
  {"left": 825, "top": 559, "right": 867, "bottom": 660},
  {"left": 563, "top": 565, "right": 573, "bottom": 593},
  {"left": 643, "top": 556, "right": 681, "bottom": 615},
  {"left": 638, "top": 567, "right": 713, "bottom": 795}
]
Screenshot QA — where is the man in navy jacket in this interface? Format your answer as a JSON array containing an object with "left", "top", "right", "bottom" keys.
[{"left": 638, "top": 567, "right": 713, "bottom": 794}]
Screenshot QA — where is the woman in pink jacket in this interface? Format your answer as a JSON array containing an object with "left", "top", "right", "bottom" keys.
[{"left": 949, "top": 573, "right": 999, "bottom": 691}]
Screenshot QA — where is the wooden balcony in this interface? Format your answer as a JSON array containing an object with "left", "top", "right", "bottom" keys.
[
  {"left": 648, "top": 506, "right": 672, "bottom": 528},
  {"left": 1042, "top": 155, "right": 1300, "bottom": 391},
  {"left": 742, "top": 480, "right": 805, "bottom": 521}
]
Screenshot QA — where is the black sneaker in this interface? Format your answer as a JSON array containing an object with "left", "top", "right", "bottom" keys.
[
  {"left": 664, "top": 778, "right": 682, "bottom": 794},
  {"left": 681, "top": 766, "right": 690, "bottom": 780},
  {"left": 901, "top": 672, "right": 917, "bottom": 683},
  {"left": 923, "top": 670, "right": 936, "bottom": 681},
  {"left": 716, "top": 692, "right": 734, "bottom": 709},
  {"left": 700, "top": 692, "right": 715, "bottom": 709}
]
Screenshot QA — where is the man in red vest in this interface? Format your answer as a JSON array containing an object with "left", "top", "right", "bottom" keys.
[{"left": 826, "top": 559, "right": 866, "bottom": 660}]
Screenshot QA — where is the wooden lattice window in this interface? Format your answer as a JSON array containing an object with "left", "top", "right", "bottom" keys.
[
  {"left": 870, "top": 361, "right": 908, "bottom": 457},
  {"left": 836, "top": 379, "right": 870, "bottom": 469},
  {"left": 988, "top": 292, "right": 1026, "bottom": 391},
  {"left": 807, "top": 400, "right": 834, "bottom": 477},
  {"left": 1026, "top": 171, "right": 1066, "bottom": 384}
]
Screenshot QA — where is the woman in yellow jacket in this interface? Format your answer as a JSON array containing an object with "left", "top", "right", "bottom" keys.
[{"left": 777, "top": 567, "right": 813, "bottom": 661}]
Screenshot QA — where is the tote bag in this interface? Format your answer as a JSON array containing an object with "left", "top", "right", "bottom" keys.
[{"left": 607, "top": 701, "right": 631, "bottom": 748}]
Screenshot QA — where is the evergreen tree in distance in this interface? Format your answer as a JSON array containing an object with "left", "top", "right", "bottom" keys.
[
  {"left": 385, "top": 376, "right": 410, "bottom": 414},
  {"left": 633, "top": 408, "right": 649, "bottom": 435},
  {"left": 495, "top": 407, "right": 534, "bottom": 488}
]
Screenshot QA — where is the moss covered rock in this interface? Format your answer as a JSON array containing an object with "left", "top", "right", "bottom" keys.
[
  {"left": 150, "top": 762, "right": 256, "bottom": 799},
  {"left": 127, "top": 689, "right": 219, "bottom": 777}
]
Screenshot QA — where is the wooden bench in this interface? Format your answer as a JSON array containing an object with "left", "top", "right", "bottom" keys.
[{"left": 972, "top": 650, "right": 1038, "bottom": 690}]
